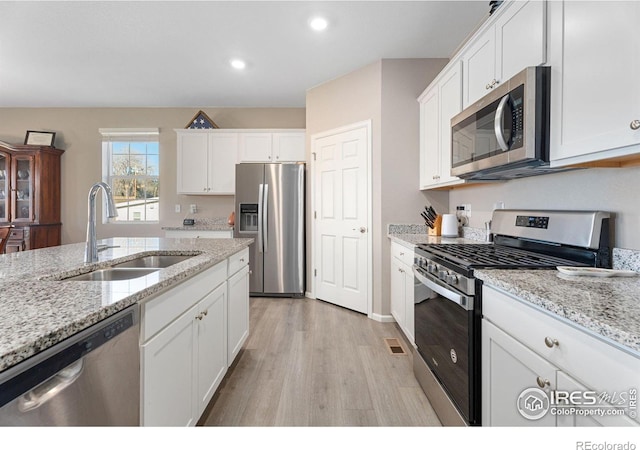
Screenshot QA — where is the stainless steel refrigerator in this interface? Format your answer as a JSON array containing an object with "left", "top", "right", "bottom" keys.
[{"left": 234, "top": 163, "right": 305, "bottom": 296}]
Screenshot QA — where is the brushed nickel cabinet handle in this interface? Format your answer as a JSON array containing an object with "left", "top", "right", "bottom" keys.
[
  {"left": 544, "top": 337, "right": 559, "bottom": 348},
  {"left": 536, "top": 377, "right": 551, "bottom": 388}
]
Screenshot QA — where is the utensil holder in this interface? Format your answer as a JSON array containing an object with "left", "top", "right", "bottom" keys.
[{"left": 427, "top": 215, "right": 442, "bottom": 236}]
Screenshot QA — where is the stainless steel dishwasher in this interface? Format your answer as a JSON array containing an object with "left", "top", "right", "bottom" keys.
[{"left": 0, "top": 304, "right": 140, "bottom": 426}]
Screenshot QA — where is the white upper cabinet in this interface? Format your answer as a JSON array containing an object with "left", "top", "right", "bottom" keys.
[
  {"left": 176, "top": 130, "right": 238, "bottom": 195},
  {"left": 238, "top": 130, "right": 306, "bottom": 162},
  {"left": 549, "top": 1, "right": 640, "bottom": 166},
  {"left": 462, "top": 0, "right": 547, "bottom": 108},
  {"left": 419, "top": 60, "right": 465, "bottom": 189}
]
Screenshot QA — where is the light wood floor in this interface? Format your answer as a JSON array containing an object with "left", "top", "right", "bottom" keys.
[{"left": 200, "top": 296, "right": 441, "bottom": 426}]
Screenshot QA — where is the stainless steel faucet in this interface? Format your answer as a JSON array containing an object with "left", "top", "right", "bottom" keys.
[{"left": 85, "top": 182, "right": 118, "bottom": 263}]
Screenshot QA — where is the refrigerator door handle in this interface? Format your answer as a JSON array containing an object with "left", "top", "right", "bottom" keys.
[
  {"left": 257, "top": 183, "right": 264, "bottom": 253},
  {"left": 262, "top": 183, "right": 269, "bottom": 253}
]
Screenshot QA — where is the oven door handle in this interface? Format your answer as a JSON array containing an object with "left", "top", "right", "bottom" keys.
[{"left": 412, "top": 265, "right": 474, "bottom": 311}]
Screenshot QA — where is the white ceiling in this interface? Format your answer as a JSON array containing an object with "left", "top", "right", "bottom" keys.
[{"left": 0, "top": 1, "right": 489, "bottom": 107}]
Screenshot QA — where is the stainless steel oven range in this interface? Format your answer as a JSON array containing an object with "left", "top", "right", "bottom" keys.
[{"left": 412, "top": 209, "right": 612, "bottom": 426}]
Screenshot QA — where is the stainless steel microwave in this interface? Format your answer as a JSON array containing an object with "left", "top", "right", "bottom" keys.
[{"left": 450, "top": 66, "right": 553, "bottom": 180}]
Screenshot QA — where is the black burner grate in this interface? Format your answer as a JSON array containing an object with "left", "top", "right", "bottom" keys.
[{"left": 416, "top": 243, "right": 586, "bottom": 269}]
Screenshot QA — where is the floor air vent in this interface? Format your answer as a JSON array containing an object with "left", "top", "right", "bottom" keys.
[{"left": 384, "top": 338, "right": 407, "bottom": 355}]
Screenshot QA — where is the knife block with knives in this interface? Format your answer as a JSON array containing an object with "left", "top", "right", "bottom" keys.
[
  {"left": 427, "top": 215, "right": 442, "bottom": 236},
  {"left": 421, "top": 206, "right": 442, "bottom": 236}
]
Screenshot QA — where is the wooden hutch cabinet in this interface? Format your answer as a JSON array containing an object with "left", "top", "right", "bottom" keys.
[{"left": 0, "top": 141, "right": 64, "bottom": 251}]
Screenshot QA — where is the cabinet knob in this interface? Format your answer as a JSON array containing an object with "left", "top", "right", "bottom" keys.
[
  {"left": 398, "top": 268, "right": 405, "bottom": 273},
  {"left": 240, "top": 258, "right": 245, "bottom": 262},
  {"left": 203, "top": 187, "right": 207, "bottom": 191},
  {"left": 544, "top": 337, "right": 559, "bottom": 348},
  {"left": 536, "top": 376, "right": 551, "bottom": 388},
  {"left": 196, "top": 313, "right": 203, "bottom": 320},
  {"left": 630, "top": 120, "right": 640, "bottom": 130},
  {"left": 486, "top": 83, "right": 491, "bottom": 90}
]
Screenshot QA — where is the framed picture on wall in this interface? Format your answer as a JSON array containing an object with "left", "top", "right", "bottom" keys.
[{"left": 24, "top": 130, "right": 56, "bottom": 147}]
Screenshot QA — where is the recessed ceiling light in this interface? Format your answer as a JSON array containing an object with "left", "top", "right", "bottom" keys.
[
  {"left": 309, "top": 17, "right": 328, "bottom": 32},
  {"left": 230, "top": 59, "right": 246, "bottom": 70}
]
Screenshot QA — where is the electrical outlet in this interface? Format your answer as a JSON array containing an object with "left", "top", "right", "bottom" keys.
[
  {"left": 494, "top": 201, "right": 505, "bottom": 210},
  {"left": 175, "top": 204, "right": 181, "bottom": 213},
  {"left": 190, "top": 204, "right": 197, "bottom": 214}
]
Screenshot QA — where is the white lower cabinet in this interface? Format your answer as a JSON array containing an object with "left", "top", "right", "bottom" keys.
[
  {"left": 195, "top": 284, "right": 227, "bottom": 415},
  {"left": 142, "top": 302, "right": 199, "bottom": 426},
  {"left": 140, "top": 250, "right": 249, "bottom": 426},
  {"left": 389, "top": 242, "right": 415, "bottom": 344},
  {"left": 482, "top": 285, "right": 640, "bottom": 427},
  {"left": 227, "top": 251, "right": 250, "bottom": 366},
  {"left": 482, "top": 319, "right": 557, "bottom": 426}
]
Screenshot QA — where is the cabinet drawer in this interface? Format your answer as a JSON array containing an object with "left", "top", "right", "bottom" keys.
[
  {"left": 228, "top": 248, "right": 249, "bottom": 277},
  {"left": 483, "top": 285, "right": 640, "bottom": 403},
  {"left": 141, "top": 261, "right": 227, "bottom": 342},
  {"left": 9, "top": 228, "right": 24, "bottom": 239},
  {"left": 391, "top": 242, "right": 414, "bottom": 267}
]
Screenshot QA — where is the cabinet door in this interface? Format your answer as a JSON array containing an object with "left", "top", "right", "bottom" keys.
[
  {"left": 195, "top": 283, "right": 227, "bottom": 416},
  {"left": 142, "top": 304, "right": 198, "bottom": 426},
  {"left": 390, "top": 256, "right": 406, "bottom": 329},
  {"left": 419, "top": 86, "right": 440, "bottom": 188},
  {"left": 482, "top": 320, "right": 557, "bottom": 426},
  {"left": 208, "top": 133, "right": 238, "bottom": 194},
  {"left": 495, "top": 0, "right": 546, "bottom": 83},
  {"left": 463, "top": 27, "right": 497, "bottom": 108},
  {"left": 177, "top": 132, "right": 209, "bottom": 194},
  {"left": 438, "top": 61, "right": 463, "bottom": 185},
  {"left": 402, "top": 261, "right": 415, "bottom": 345},
  {"left": 0, "top": 151, "right": 8, "bottom": 222},
  {"left": 227, "top": 265, "right": 249, "bottom": 366},
  {"left": 550, "top": 1, "right": 640, "bottom": 163},
  {"left": 238, "top": 133, "right": 273, "bottom": 162},
  {"left": 555, "top": 372, "right": 639, "bottom": 427},
  {"left": 273, "top": 132, "right": 305, "bottom": 162},
  {"left": 11, "top": 155, "right": 34, "bottom": 222}
]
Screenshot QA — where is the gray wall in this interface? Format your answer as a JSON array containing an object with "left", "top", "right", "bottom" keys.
[
  {"left": 306, "top": 58, "right": 448, "bottom": 318},
  {"left": 449, "top": 166, "right": 640, "bottom": 250},
  {"left": 0, "top": 108, "right": 306, "bottom": 244}
]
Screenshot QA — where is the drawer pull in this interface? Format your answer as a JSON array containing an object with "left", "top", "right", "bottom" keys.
[
  {"left": 536, "top": 377, "right": 551, "bottom": 388},
  {"left": 544, "top": 337, "right": 559, "bottom": 348}
]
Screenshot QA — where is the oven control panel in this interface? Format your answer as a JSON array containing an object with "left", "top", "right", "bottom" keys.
[{"left": 515, "top": 215, "right": 549, "bottom": 229}]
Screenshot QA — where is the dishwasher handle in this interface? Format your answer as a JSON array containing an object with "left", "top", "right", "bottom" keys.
[{"left": 18, "top": 359, "right": 84, "bottom": 412}]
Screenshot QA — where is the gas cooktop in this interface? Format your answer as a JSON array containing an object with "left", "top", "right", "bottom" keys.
[{"left": 416, "top": 243, "right": 588, "bottom": 270}]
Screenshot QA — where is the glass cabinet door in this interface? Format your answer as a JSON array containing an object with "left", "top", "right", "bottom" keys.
[
  {"left": 0, "top": 152, "right": 8, "bottom": 222},
  {"left": 12, "top": 155, "right": 34, "bottom": 222}
]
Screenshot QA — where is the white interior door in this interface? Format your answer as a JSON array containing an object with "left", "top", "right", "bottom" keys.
[{"left": 312, "top": 122, "right": 370, "bottom": 315}]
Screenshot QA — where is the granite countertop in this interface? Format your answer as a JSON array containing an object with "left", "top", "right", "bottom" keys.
[
  {"left": 162, "top": 216, "right": 233, "bottom": 232},
  {"left": 0, "top": 236, "right": 253, "bottom": 373},
  {"left": 476, "top": 269, "right": 640, "bottom": 356}
]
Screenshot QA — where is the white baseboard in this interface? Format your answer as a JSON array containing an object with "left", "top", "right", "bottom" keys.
[
  {"left": 305, "top": 291, "right": 315, "bottom": 299},
  {"left": 370, "top": 313, "right": 395, "bottom": 323}
]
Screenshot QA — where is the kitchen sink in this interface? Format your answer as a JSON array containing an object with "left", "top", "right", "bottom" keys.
[
  {"left": 62, "top": 267, "right": 160, "bottom": 282},
  {"left": 112, "top": 254, "right": 195, "bottom": 269}
]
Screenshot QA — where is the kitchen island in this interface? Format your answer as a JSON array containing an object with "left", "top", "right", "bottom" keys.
[{"left": 0, "top": 236, "right": 253, "bottom": 373}]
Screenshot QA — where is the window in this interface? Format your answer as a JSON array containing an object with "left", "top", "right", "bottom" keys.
[{"left": 100, "top": 128, "right": 160, "bottom": 223}]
